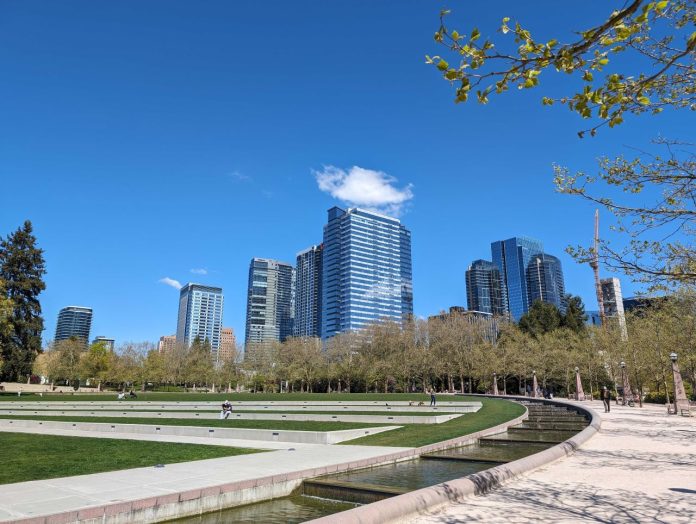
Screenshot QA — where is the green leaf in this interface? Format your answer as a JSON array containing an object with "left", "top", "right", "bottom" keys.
[
  {"left": 471, "top": 28, "right": 481, "bottom": 41},
  {"left": 637, "top": 96, "right": 650, "bottom": 105},
  {"left": 437, "top": 59, "right": 450, "bottom": 71}
]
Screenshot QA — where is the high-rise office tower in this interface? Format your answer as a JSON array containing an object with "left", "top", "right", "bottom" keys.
[
  {"left": 55, "top": 306, "right": 93, "bottom": 344},
  {"left": 465, "top": 259, "right": 508, "bottom": 315},
  {"left": 527, "top": 253, "right": 566, "bottom": 313},
  {"left": 601, "top": 277, "right": 628, "bottom": 339},
  {"left": 219, "top": 327, "right": 237, "bottom": 362},
  {"left": 321, "top": 207, "right": 413, "bottom": 339},
  {"left": 245, "top": 258, "right": 295, "bottom": 347},
  {"left": 491, "top": 237, "right": 544, "bottom": 321},
  {"left": 92, "top": 336, "right": 115, "bottom": 351},
  {"left": 176, "top": 283, "right": 224, "bottom": 354},
  {"left": 294, "top": 244, "right": 323, "bottom": 338}
]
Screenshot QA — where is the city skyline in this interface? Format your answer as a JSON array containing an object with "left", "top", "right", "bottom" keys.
[{"left": 3, "top": 1, "right": 687, "bottom": 346}]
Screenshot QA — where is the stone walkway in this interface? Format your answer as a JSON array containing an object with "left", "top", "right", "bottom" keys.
[
  {"left": 0, "top": 442, "right": 410, "bottom": 522},
  {"left": 406, "top": 400, "right": 696, "bottom": 524}
]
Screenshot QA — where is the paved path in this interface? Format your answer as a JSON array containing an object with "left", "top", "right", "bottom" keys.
[
  {"left": 0, "top": 442, "right": 410, "bottom": 522},
  {"left": 407, "top": 400, "right": 696, "bottom": 524}
]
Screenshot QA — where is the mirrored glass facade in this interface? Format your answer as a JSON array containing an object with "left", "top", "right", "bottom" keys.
[
  {"left": 176, "top": 283, "right": 224, "bottom": 354},
  {"left": 527, "top": 253, "right": 566, "bottom": 313},
  {"left": 491, "top": 237, "right": 543, "bottom": 321},
  {"left": 465, "top": 259, "right": 507, "bottom": 315},
  {"left": 294, "top": 245, "right": 323, "bottom": 338},
  {"left": 321, "top": 207, "right": 413, "bottom": 339},
  {"left": 245, "top": 258, "right": 295, "bottom": 347}
]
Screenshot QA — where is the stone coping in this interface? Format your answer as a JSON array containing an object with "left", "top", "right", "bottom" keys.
[
  {"left": 0, "top": 419, "right": 400, "bottom": 445},
  {"left": 7, "top": 400, "right": 527, "bottom": 524},
  {"left": 306, "top": 396, "right": 600, "bottom": 524},
  {"left": 0, "top": 403, "right": 480, "bottom": 413},
  {"left": 0, "top": 410, "right": 462, "bottom": 425}
]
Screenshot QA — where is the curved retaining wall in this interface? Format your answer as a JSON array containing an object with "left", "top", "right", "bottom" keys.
[
  {"left": 10, "top": 398, "right": 527, "bottom": 524},
  {"left": 307, "top": 396, "right": 600, "bottom": 524}
]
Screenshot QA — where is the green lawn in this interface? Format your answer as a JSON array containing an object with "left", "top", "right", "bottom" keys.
[
  {"left": 0, "top": 408, "right": 460, "bottom": 416},
  {"left": 342, "top": 397, "right": 526, "bottom": 447},
  {"left": 0, "top": 415, "right": 382, "bottom": 431},
  {"left": 0, "top": 432, "right": 262, "bottom": 485},
  {"left": 0, "top": 392, "right": 476, "bottom": 403}
]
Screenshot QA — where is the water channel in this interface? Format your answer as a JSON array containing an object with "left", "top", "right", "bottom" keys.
[{"left": 171, "top": 401, "right": 588, "bottom": 523}]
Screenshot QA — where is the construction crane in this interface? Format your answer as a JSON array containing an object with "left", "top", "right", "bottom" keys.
[{"left": 590, "top": 209, "right": 606, "bottom": 325}]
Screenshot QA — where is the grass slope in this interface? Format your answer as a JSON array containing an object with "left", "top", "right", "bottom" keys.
[
  {"left": 0, "top": 409, "right": 459, "bottom": 416},
  {"left": 0, "top": 432, "right": 262, "bottom": 485},
  {"left": 0, "top": 415, "right": 381, "bottom": 431},
  {"left": 342, "top": 397, "right": 526, "bottom": 447}
]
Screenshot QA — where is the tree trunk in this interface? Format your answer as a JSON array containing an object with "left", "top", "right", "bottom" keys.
[{"left": 459, "top": 374, "right": 464, "bottom": 394}]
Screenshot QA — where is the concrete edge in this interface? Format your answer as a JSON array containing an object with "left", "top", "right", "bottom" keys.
[
  {"left": 306, "top": 396, "right": 600, "bottom": 524},
  {"left": 7, "top": 398, "right": 527, "bottom": 524}
]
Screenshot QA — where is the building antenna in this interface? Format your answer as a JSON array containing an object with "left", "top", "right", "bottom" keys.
[{"left": 590, "top": 209, "right": 606, "bottom": 325}]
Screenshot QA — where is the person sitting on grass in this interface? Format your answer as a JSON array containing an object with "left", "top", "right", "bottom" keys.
[
  {"left": 220, "top": 400, "right": 233, "bottom": 419},
  {"left": 129, "top": 390, "right": 137, "bottom": 399}
]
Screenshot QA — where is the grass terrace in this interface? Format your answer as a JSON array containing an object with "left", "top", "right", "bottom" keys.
[{"left": 0, "top": 432, "right": 263, "bottom": 485}]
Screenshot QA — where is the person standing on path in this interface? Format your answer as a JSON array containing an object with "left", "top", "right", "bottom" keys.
[
  {"left": 602, "top": 386, "right": 611, "bottom": 413},
  {"left": 430, "top": 390, "right": 436, "bottom": 407}
]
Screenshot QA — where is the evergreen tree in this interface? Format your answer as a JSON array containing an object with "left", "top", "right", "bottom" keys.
[
  {"left": 518, "top": 300, "right": 562, "bottom": 338},
  {"left": 562, "top": 294, "right": 588, "bottom": 334},
  {"left": 0, "top": 221, "right": 46, "bottom": 381}
]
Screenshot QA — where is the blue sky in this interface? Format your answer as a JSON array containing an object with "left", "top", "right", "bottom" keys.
[{"left": 1, "top": 1, "right": 692, "bottom": 347}]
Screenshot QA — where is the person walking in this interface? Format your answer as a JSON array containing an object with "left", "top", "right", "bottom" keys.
[
  {"left": 602, "top": 386, "right": 611, "bottom": 413},
  {"left": 430, "top": 390, "right": 436, "bottom": 407}
]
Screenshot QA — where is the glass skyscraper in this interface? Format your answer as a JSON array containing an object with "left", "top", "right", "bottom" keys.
[
  {"left": 245, "top": 258, "right": 295, "bottom": 347},
  {"left": 321, "top": 207, "right": 413, "bottom": 339},
  {"left": 294, "top": 245, "right": 323, "bottom": 338},
  {"left": 527, "top": 253, "right": 566, "bottom": 313},
  {"left": 465, "top": 259, "right": 507, "bottom": 315},
  {"left": 491, "top": 237, "right": 543, "bottom": 321},
  {"left": 55, "top": 306, "right": 93, "bottom": 344},
  {"left": 176, "top": 283, "right": 224, "bottom": 354}
]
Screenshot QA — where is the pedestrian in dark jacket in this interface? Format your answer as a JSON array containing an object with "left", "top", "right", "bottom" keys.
[{"left": 602, "top": 386, "right": 611, "bottom": 413}]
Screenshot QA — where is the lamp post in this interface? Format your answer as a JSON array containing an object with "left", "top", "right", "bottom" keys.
[
  {"left": 670, "top": 352, "right": 678, "bottom": 415},
  {"left": 532, "top": 370, "right": 538, "bottom": 399},
  {"left": 574, "top": 366, "right": 586, "bottom": 401},
  {"left": 620, "top": 361, "right": 626, "bottom": 406}
]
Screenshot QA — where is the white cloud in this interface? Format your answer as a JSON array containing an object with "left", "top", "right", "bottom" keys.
[
  {"left": 228, "top": 171, "right": 250, "bottom": 182},
  {"left": 190, "top": 268, "right": 208, "bottom": 275},
  {"left": 313, "top": 166, "right": 413, "bottom": 216},
  {"left": 158, "top": 277, "right": 182, "bottom": 290}
]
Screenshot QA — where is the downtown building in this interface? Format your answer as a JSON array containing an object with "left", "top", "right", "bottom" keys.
[
  {"left": 526, "top": 253, "right": 566, "bottom": 314},
  {"left": 158, "top": 335, "right": 177, "bottom": 354},
  {"left": 321, "top": 207, "right": 413, "bottom": 339},
  {"left": 294, "top": 244, "right": 323, "bottom": 338},
  {"left": 465, "top": 259, "right": 508, "bottom": 316},
  {"left": 55, "top": 306, "right": 93, "bottom": 345},
  {"left": 489, "top": 237, "right": 567, "bottom": 321},
  {"left": 491, "top": 237, "right": 544, "bottom": 321},
  {"left": 219, "top": 327, "right": 237, "bottom": 362},
  {"left": 244, "top": 258, "right": 295, "bottom": 349},
  {"left": 601, "top": 277, "right": 628, "bottom": 339},
  {"left": 176, "top": 283, "right": 224, "bottom": 356},
  {"left": 91, "top": 336, "right": 115, "bottom": 351}
]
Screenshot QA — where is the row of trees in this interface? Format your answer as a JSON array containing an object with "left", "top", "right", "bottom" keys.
[{"left": 32, "top": 290, "right": 696, "bottom": 403}]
